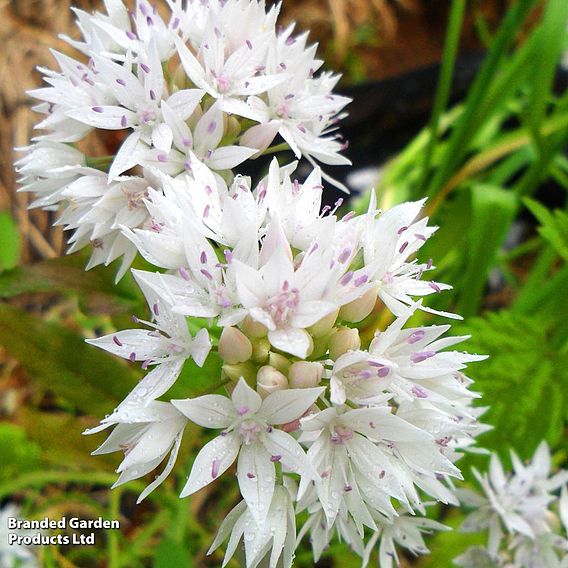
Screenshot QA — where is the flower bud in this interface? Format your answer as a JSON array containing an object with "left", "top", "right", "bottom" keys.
[
  {"left": 240, "top": 122, "right": 280, "bottom": 158},
  {"left": 308, "top": 308, "right": 339, "bottom": 338},
  {"left": 251, "top": 336, "right": 271, "bottom": 364},
  {"left": 268, "top": 352, "right": 291, "bottom": 374},
  {"left": 339, "top": 287, "right": 378, "bottom": 323},
  {"left": 288, "top": 361, "right": 324, "bottom": 389},
  {"left": 218, "top": 326, "right": 252, "bottom": 364},
  {"left": 329, "top": 327, "right": 361, "bottom": 359},
  {"left": 240, "top": 316, "right": 268, "bottom": 338},
  {"left": 257, "top": 365, "right": 288, "bottom": 398}
]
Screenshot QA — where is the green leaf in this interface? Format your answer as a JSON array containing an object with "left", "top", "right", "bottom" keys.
[
  {"left": 0, "top": 254, "right": 141, "bottom": 312},
  {"left": 167, "top": 351, "right": 224, "bottom": 400},
  {"left": 0, "top": 303, "right": 139, "bottom": 415},
  {"left": 0, "top": 211, "right": 21, "bottom": 271},
  {"left": 154, "top": 539, "right": 193, "bottom": 568},
  {"left": 524, "top": 198, "right": 568, "bottom": 261},
  {"left": 0, "top": 424, "right": 41, "bottom": 482},
  {"left": 455, "top": 184, "right": 517, "bottom": 317},
  {"left": 458, "top": 310, "right": 568, "bottom": 458}
]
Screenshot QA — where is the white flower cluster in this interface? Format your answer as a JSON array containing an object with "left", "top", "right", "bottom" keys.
[
  {"left": 17, "top": 0, "right": 350, "bottom": 279},
  {"left": 456, "top": 443, "right": 568, "bottom": 568},
  {"left": 19, "top": 1, "right": 488, "bottom": 567},
  {"left": 0, "top": 505, "right": 39, "bottom": 568}
]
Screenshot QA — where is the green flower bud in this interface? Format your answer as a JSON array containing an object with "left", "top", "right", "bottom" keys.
[{"left": 329, "top": 327, "right": 361, "bottom": 359}]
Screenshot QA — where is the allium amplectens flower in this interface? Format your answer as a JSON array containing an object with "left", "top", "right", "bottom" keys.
[
  {"left": 21, "top": 1, "right": 491, "bottom": 567},
  {"left": 456, "top": 443, "right": 568, "bottom": 568}
]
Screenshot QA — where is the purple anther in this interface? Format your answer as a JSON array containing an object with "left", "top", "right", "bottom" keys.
[
  {"left": 92, "top": 106, "right": 103, "bottom": 113},
  {"left": 236, "top": 405, "right": 249, "bottom": 416},
  {"left": 113, "top": 336, "right": 123, "bottom": 347},
  {"left": 399, "top": 241, "right": 409, "bottom": 254},
  {"left": 411, "top": 351, "right": 436, "bottom": 363},
  {"left": 121, "top": 115, "right": 128, "bottom": 128},
  {"left": 247, "top": 472, "right": 256, "bottom": 479},
  {"left": 415, "top": 233, "right": 426, "bottom": 241},
  {"left": 246, "top": 40, "right": 253, "bottom": 49},
  {"left": 207, "top": 121, "right": 217, "bottom": 134},
  {"left": 200, "top": 268, "right": 213, "bottom": 280},
  {"left": 412, "top": 386, "right": 428, "bottom": 399},
  {"left": 429, "top": 282, "right": 441, "bottom": 293},
  {"left": 129, "top": 352, "right": 136, "bottom": 362},
  {"left": 397, "top": 225, "right": 408, "bottom": 235},
  {"left": 354, "top": 274, "right": 368, "bottom": 287},
  {"left": 211, "top": 458, "right": 220, "bottom": 478},
  {"left": 149, "top": 89, "right": 156, "bottom": 100},
  {"left": 157, "top": 153, "right": 167, "bottom": 163},
  {"left": 179, "top": 266, "right": 190, "bottom": 281},
  {"left": 344, "top": 485, "right": 352, "bottom": 492},
  {"left": 172, "top": 17, "right": 180, "bottom": 29},
  {"left": 270, "top": 455, "right": 282, "bottom": 463},
  {"left": 340, "top": 271, "right": 353, "bottom": 286},
  {"left": 224, "top": 249, "right": 233, "bottom": 264},
  {"left": 200, "top": 251, "right": 207, "bottom": 264},
  {"left": 338, "top": 248, "right": 351, "bottom": 264},
  {"left": 140, "top": 63, "right": 150, "bottom": 74},
  {"left": 408, "top": 330, "right": 425, "bottom": 344},
  {"left": 203, "top": 204, "right": 210, "bottom": 218},
  {"left": 377, "top": 366, "right": 390, "bottom": 378},
  {"left": 126, "top": 31, "right": 137, "bottom": 40}
]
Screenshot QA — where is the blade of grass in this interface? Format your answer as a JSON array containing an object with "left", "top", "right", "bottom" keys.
[
  {"left": 418, "top": 0, "right": 466, "bottom": 189},
  {"left": 425, "top": 0, "right": 538, "bottom": 198}
]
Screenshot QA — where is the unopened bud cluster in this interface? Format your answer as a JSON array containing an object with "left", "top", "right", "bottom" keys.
[{"left": 21, "top": 1, "right": 488, "bottom": 567}]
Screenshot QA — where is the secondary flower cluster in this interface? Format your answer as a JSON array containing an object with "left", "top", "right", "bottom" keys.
[
  {"left": 19, "top": 1, "right": 488, "bottom": 567},
  {"left": 17, "top": 0, "right": 350, "bottom": 279},
  {"left": 456, "top": 443, "right": 568, "bottom": 568}
]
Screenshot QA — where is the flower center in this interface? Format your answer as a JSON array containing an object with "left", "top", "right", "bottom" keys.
[
  {"left": 238, "top": 419, "right": 263, "bottom": 445},
  {"left": 267, "top": 282, "right": 300, "bottom": 325},
  {"left": 330, "top": 425, "right": 353, "bottom": 445}
]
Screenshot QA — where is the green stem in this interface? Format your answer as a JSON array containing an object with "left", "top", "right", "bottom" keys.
[
  {"left": 86, "top": 155, "right": 114, "bottom": 171},
  {"left": 261, "top": 142, "right": 291, "bottom": 156},
  {"left": 418, "top": 0, "right": 466, "bottom": 190},
  {"left": 108, "top": 488, "right": 121, "bottom": 568}
]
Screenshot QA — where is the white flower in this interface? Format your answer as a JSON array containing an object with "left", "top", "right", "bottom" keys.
[
  {"left": 172, "top": 378, "right": 323, "bottom": 523},
  {"left": 363, "top": 512, "right": 448, "bottom": 568},
  {"left": 87, "top": 269, "right": 211, "bottom": 404},
  {"left": 296, "top": 486, "right": 366, "bottom": 562},
  {"left": 84, "top": 401, "right": 187, "bottom": 503},
  {"left": 232, "top": 218, "right": 366, "bottom": 358},
  {"left": 459, "top": 445, "right": 568, "bottom": 558},
  {"left": 66, "top": 41, "right": 205, "bottom": 180},
  {"left": 0, "top": 505, "right": 39, "bottom": 568},
  {"left": 299, "top": 405, "right": 460, "bottom": 527},
  {"left": 362, "top": 195, "right": 457, "bottom": 319},
  {"left": 330, "top": 314, "right": 485, "bottom": 407},
  {"left": 208, "top": 484, "right": 296, "bottom": 568},
  {"left": 142, "top": 100, "right": 257, "bottom": 174}
]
